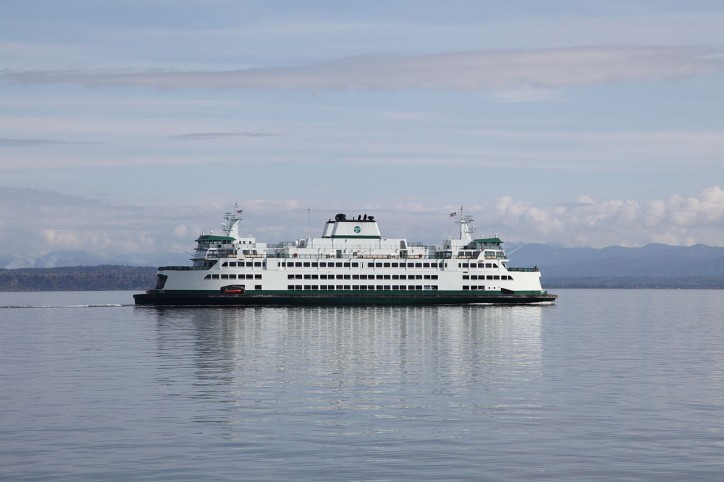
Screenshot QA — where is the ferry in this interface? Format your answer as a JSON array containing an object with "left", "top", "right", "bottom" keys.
[{"left": 133, "top": 207, "right": 556, "bottom": 306}]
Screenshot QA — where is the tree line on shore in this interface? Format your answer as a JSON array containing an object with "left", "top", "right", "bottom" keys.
[{"left": 0, "top": 266, "right": 156, "bottom": 291}]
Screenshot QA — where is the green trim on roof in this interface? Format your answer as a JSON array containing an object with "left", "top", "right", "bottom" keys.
[
  {"left": 474, "top": 237, "right": 502, "bottom": 244},
  {"left": 197, "top": 235, "right": 235, "bottom": 242},
  {"left": 323, "top": 235, "right": 382, "bottom": 239}
]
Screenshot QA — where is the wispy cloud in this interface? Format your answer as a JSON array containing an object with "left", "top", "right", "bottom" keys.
[
  {"left": 5, "top": 46, "right": 722, "bottom": 92},
  {"left": 169, "top": 131, "right": 278, "bottom": 140},
  {"left": 0, "top": 138, "right": 102, "bottom": 147}
]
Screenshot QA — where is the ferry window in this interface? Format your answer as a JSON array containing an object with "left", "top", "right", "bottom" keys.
[
  {"left": 352, "top": 263, "right": 359, "bottom": 267},
  {"left": 415, "top": 263, "right": 422, "bottom": 268},
  {"left": 493, "top": 264, "right": 498, "bottom": 268},
  {"left": 312, "top": 263, "right": 318, "bottom": 268},
  {"left": 288, "top": 275, "right": 294, "bottom": 279},
  {"left": 377, "top": 285, "right": 384, "bottom": 290},
  {"left": 328, "top": 286, "right": 335, "bottom": 290},
  {"left": 384, "top": 263, "right": 390, "bottom": 268},
  {"left": 222, "top": 262, "right": 228, "bottom": 267},
  {"left": 463, "top": 275, "right": 469, "bottom": 280},
  {"left": 320, "top": 286, "right": 327, "bottom": 290},
  {"left": 359, "top": 285, "right": 367, "bottom": 290},
  {"left": 392, "top": 285, "right": 399, "bottom": 290},
  {"left": 392, "top": 275, "right": 399, "bottom": 280},
  {"left": 255, "top": 274, "right": 262, "bottom": 279},
  {"left": 376, "top": 275, "right": 383, "bottom": 280},
  {"left": 212, "top": 274, "right": 219, "bottom": 279},
  {"left": 352, "top": 275, "right": 360, "bottom": 280},
  {"left": 400, "top": 275, "right": 407, "bottom": 280},
  {"left": 221, "top": 274, "right": 229, "bottom": 279},
  {"left": 368, "top": 263, "right": 375, "bottom": 268},
  {"left": 344, "top": 263, "right": 351, "bottom": 268},
  {"left": 494, "top": 275, "right": 500, "bottom": 280},
  {"left": 344, "top": 275, "right": 350, "bottom": 280},
  {"left": 304, "top": 274, "right": 311, "bottom": 279},
  {"left": 432, "top": 286, "right": 438, "bottom": 290},
  {"left": 288, "top": 285, "right": 295, "bottom": 290},
  {"left": 487, "top": 275, "right": 493, "bottom": 280},
  {"left": 343, "top": 285, "right": 350, "bottom": 290},
  {"left": 384, "top": 275, "right": 391, "bottom": 280},
  {"left": 255, "top": 285, "right": 262, "bottom": 290},
  {"left": 392, "top": 263, "right": 398, "bottom": 268},
  {"left": 337, "top": 285, "right": 343, "bottom": 290},
  {"left": 336, "top": 263, "right": 343, "bottom": 267},
  {"left": 424, "top": 275, "right": 431, "bottom": 279},
  {"left": 296, "top": 285, "right": 302, "bottom": 290},
  {"left": 375, "top": 263, "right": 383, "bottom": 268},
  {"left": 336, "top": 275, "right": 343, "bottom": 279},
  {"left": 320, "top": 263, "right": 326, "bottom": 268},
  {"left": 463, "top": 286, "right": 469, "bottom": 290},
  {"left": 423, "top": 263, "right": 430, "bottom": 268}
]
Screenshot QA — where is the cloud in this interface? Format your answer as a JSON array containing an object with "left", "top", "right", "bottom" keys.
[
  {"left": 485, "top": 186, "right": 724, "bottom": 247},
  {"left": 0, "top": 138, "right": 102, "bottom": 147},
  {"left": 1, "top": 186, "right": 722, "bottom": 267},
  {"left": 169, "top": 131, "right": 278, "bottom": 140},
  {"left": 5, "top": 46, "right": 722, "bottom": 92}
]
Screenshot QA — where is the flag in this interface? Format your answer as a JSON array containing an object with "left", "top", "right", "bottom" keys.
[{"left": 450, "top": 212, "right": 456, "bottom": 217}]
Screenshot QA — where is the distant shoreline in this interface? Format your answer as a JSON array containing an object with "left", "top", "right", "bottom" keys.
[
  {"left": 0, "top": 266, "right": 156, "bottom": 292},
  {"left": 1, "top": 266, "right": 722, "bottom": 291}
]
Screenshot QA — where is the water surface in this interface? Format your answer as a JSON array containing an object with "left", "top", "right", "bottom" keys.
[{"left": 1, "top": 290, "right": 723, "bottom": 480}]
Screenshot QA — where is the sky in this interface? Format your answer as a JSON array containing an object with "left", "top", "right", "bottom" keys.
[{"left": 1, "top": 0, "right": 723, "bottom": 267}]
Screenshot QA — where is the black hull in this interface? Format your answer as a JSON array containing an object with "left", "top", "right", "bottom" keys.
[{"left": 133, "top": 290, "right": 557, "bottom": 306}]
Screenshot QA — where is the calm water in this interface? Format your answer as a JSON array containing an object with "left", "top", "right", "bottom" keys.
[{"left": 1, "top": 290, "right": 723, "bottom": 481}]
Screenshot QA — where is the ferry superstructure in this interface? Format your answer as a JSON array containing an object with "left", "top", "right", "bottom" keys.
[{"left": 133, "top": 208, "right": 556, "bottom": 306}]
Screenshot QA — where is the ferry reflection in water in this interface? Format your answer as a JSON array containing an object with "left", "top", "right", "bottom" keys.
[{"left": 150, "top": 306, "right": 545, "bottom": 440}]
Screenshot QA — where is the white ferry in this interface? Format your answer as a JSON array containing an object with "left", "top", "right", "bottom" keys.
[{"left": 133, "top": 207, "right": 556, "bottom": 306}]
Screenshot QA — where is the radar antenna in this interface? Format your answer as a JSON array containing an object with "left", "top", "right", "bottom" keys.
[{"left": 455, "top": 206, "right": 476, "bottom": 241}]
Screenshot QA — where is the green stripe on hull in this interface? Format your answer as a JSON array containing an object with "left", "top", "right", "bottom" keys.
[{"left": 134, "top": 289, "right": 556, "bottom": 306}]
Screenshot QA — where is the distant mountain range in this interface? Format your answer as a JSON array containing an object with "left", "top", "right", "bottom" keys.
[
  {"left": 506, "top": 243, "right": 724, "bottom": 288},
  {"left": 1, "top": 244, "right": 723, "bottom": 290}
]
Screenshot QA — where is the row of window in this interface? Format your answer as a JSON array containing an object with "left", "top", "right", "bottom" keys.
[
  {"left": 287, "top": 274, "right": 438, "bottom": 280},
  {"left": 463, "top": 274, "right": 513, "bottom": 280},
  {"left": 205, "top": 274, "right": 262, "bottom": 280},
  {"left": 288, "top": 285, "right": 439, "bottom": 291},
  {"left": 222, "top": 260, "right": 499, "bottom": 269},
  {"left": 222, "top": 261, "right": 265, "bottom": 267},
  {"left": 462, "top": 286, "right": 487, "bottom": 290},
  {"left": 281, "top": 261, "right": 442, "bottom": 269}
]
